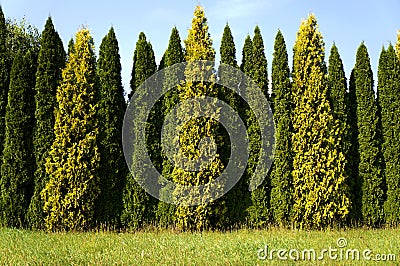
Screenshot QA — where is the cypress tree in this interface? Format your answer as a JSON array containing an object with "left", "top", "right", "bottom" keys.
[
  {"left": 0, "top": 6, "right": 11, "bottom": 183},
  {"left": 245, "top": 26, "right": 270, "bottom": 227},
  {"left": 95, "top": 27, "right": 127, "bottom": 226},
  {"left": 354, "top": 43, "right": 384, "bottom": 226},
  {"left": 42, "top": 28, "right": 100, "bottom": 231},
  {"left": 240, "top": 35, "right": 253, "bottom": 75},
  {"left": 0, "top": 50, "right": 36, "bottom": 228},
  {"left": 327, "top": 44, "right": 352, "bottom": 219},
  {"left": 156, "top": 26, "right": 185, "bottom": 227},
  {"left": 378, "top": 45, "right": 400, "bottom": 225},
  {"left": 127, "top": 32, "right": 157, "bottom": 99},
  {"left": 347, "top": 69, "right": 361, "bottom": 220},
  {"left": 270, "top": 30, "right": 292, "bottom": 226},
  {"left": 121, "top": 32, "right": 157, "bottom": 228},
  {"left": 251, "top": 26, "right": 268, "bottom": 97},
  {"left": 291, "top": 15, "right": 350, "bottom": 229},
  {"left": 172, "top": 5, "right": 226, "bottom": 230},
  {"left": 217, "top": 23, "right": 248, "bottom": 226},
  {"left": 27, "top": 17, "right": 66, "bottom": 229}
]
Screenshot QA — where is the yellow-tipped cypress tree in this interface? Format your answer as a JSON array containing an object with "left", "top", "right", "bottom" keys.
[
  {"left": 291, "top": 15, "right": 350, "bottom": 229},
  {"left": 42, "top": 28, "right": 100, "bottom": 231},
  {"left": 172, "top": 5, "right": 226, "bottom": 231}
]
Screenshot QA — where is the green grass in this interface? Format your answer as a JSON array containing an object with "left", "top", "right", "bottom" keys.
[{"left": 0, "top": 227, "right": 399, "bottom": 265}]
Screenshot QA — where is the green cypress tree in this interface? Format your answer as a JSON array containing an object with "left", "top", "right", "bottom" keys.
[
  {"left": 217, "top": 23, "right": 248, "bottom": 227},
  {"left": 291, "top": 15, "right": 350, "bottom": 229},
  {"left": 354, "top": 43, "right": 384, "bottom": 226},
  {"left": 347, "top": 69, "right": 361, "bottom": 220},
  {"left": 0, "top": 50, "right": 36, "bottom": 228},
  {"left": 245, "top": 26, "right": 270, "bottom": 227},
  {"left": 156, "top": 26, "right": 185, "bottom": 227},
  {"left": 172, "top": 5, "right": 226, "bottom": 231},
  {"left": 327, "top": 44, "right": 352, "bottom": 219},
  {"left": 95, "top": 27, "right": 127, "bottom": 226},
  {"left": 27, "top": 17, "right": 66, "bottom": 229},
  {"left": 240, "top": 35, "right": 253, "bottom": 75},
  {"left": 0, "top": 6, "right": 11, "bottom": 183},
  {"left": 121, "top": 32, "right": 157, "bottom": 229},
  {"left": 270, "top": 30, "right": 292, "bottom": 226},
  {"left": 378, "top": 45, "right": 400, "bottom": 225},
  {"left": 251, "top": 26, "right": 268, "bottom": 97},
  {"left": 128, "top": 32, "right": 157, "bottom": 99},
  {"left": 42, "top": 28, "right": 100, "bottom": 231}
]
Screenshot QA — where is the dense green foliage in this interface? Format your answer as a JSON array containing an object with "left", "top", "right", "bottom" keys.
[
  {"left": 378, "top": 45, "right": 400, "bottom": 225},
  {"left": 95, "top": 27, "right": 127, "bottom": 226},
  {"left": 42, "top": 29, "right": 100, "bottom": 231},
  {"left": 0, "top": 50, "right": 37, "bottom": 228},
  {"left": 0, "top": 5, "right": 397, "bottom": 232},
  {"left": 156, "top": 27, "right": 185, "bottom": 227},
  {"left": 270, "top": 30, "right": 292, "bottom": 226},
  {"left": 245, "top": 26, "right": 270, "bottom": 227},
  {"left": 27, "top": 17, "right": 66, "bottom": 229},
  {"left": 354, "top": 43, "right": 385, "bottom": 226},
  {"left": 0, "top": 7, "right": 10, "bottom": 185},
  {"left": 121, "top": 32, "right": 157, "bottom": 229}
]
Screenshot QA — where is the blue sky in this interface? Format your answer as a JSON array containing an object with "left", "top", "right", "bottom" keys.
[{"left": 1, "top": 0, "right": 399, "bottom": 94}]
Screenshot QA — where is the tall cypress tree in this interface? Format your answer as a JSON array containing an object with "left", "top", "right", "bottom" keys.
[
  {"left": 270, "top": 30, "right": 292, "bottom": 226},
  {"left": 378, "top": 45, "right": 400, "bottom": 225},
  {"left": 95, "top": 27, "right": 127, "bottom": 226},
  {"left": 42, "top": 28, "right": 100, "bottom": 231},
  {"left": 0, "top": 6, "right": 11, "bottom": 182},
  {"left": 347, "top": 69, "right": 361, "bottom": 221},
  {"left": 354, "top": 43, "right": 384, "bottom": 226},
  {"left": 0, "top": 50, "right": 36, "bottom": 228},
  {"left": 27, "top": 17, "right": 66, "bottom": 229},
  {"left": 156, "top": 26, "right": 185, "bottom": 227},
  {"left": 121, "top": 32, "right": 157, "bottom": 229},
  {"left": 217, "top": 23, "right": 248, "bottom": 226},
  {"left": 246, "top": 26, "right": 270, "bottom": 227},
  {"left": 291, "top": 15, "right": 350, "bottom": 229},
  {"left": 327, "top": 44, "right": 352, "bottom": 219},
  {"left": 172, "top": 5, "right": 226, "bottom": 231}
]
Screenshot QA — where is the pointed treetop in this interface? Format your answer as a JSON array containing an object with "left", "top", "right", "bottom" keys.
[
  {"left": 220, "top": 23, "right": 237, "bottom": 67},
  {"left": 165, "top": 26, "right": 184, "bottom": 67},
  {"left": 185, "top": 5, "right": 215, "bottom": 61},
  {"left": 355, "top": 42, "right": 373, "bottom": 82},
  {"left": 240, "top": 34, "right": 253, "bottom": 74},
  {"left": 293, "top": 14, "right": 325, "bottom": 77}
]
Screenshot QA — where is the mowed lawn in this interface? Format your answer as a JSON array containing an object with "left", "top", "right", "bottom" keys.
[{"left": 0, "top": 227, "right": 399, "bottom": 265}]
